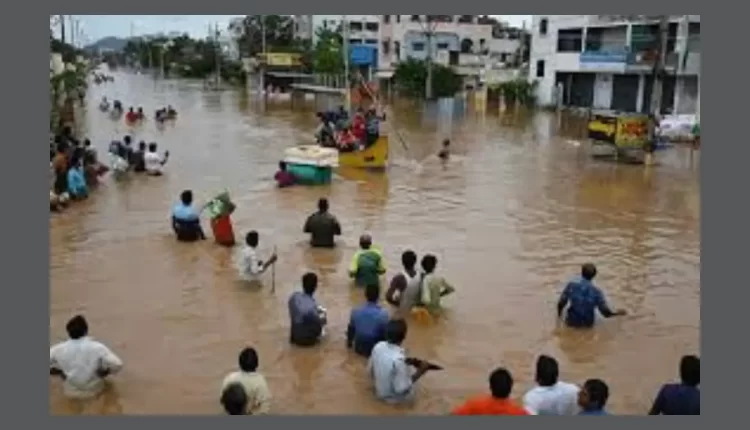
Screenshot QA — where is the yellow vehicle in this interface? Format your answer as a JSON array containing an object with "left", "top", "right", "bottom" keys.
[{"left": 338, "top": 135, "right": 389, "bottom": 169}]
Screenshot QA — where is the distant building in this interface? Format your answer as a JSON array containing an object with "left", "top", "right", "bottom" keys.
[
  {"left": 294, "top": 15, "right": 380, "bottom": 48},
  {"left": 528, "top": 15, "right": 700, "bottom": 114},
  {"left": 378, "top": 15, "right": 517, "bottom": 85}
]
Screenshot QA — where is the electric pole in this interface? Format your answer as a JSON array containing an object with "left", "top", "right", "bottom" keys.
[
  {"left": 59, "top": 15, "right": 66, "bottom": 44},
  {"left": 259, "top": 15, "right": 267, "bottom": 98},
  {"left": 215, "top": 23, "right": 222, "bottom": 88},
  {"left": 649, "top": 15, "right": 670, "bottom": 117},
  {"left": 342, "top": 15, "right": 351, "bottom": 112},
  {"left": 420, "top": 16, "right": 439, "bottom": 100}
]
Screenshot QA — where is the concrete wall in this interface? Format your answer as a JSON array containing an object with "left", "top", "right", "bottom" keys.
[{"left": 529, "top": 15, "right": 700, "bottom": 110}]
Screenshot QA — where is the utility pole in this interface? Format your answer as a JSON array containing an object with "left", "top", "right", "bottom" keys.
[
  {"left": 342, "top": 15, "right": 351, "bottom": 112},
  {"left": 70, "top": 17, "right": 76, "bottom": 48},
  {"left": 215, "top": 23, "right": 222, "bottom": 88},
  {"left": 649, "top": 15, "right": 670, "bottom": 117},
  {"left": 259, "top": 15, "right": 267, "bottom": 98},
  {"left": 421, "top": 16, "right": 439, "bottom": 100},
  {"left": 59, "top": 15, "right": 66, "bottom": 44}
]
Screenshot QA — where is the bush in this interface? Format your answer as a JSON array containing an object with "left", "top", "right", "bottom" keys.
[
  {"left": 492, "top": 79, "right": 538, "bottom": 107},
  {"left": 393, "top": 58, "right": 462, "bottom": 100}
]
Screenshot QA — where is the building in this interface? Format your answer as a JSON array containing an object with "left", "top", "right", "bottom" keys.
[
  {"left": 294, "top": 15, "right": 381, "bottom": 47},
  {"left": 378, "top": 15, "right": 495, "bottom": 77},
  {"left": 528, "top": 15, "right": 700, "bottom": 114}
]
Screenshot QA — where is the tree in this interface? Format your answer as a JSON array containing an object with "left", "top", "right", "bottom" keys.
[
  {"left": 312, "top": 27, "right": 345, "bottom": 74},
  {"left": 393, "top": 58, "right": 462, "bottom": 99},
  {"left": 235, "top": 15, "right": 299, "bottom": 56}
]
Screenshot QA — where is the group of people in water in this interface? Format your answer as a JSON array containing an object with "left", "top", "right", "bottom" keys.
[
  {"left": 315, "top": 106, "right": 383, "bottom": 152},
  {"left": 49, "top": 127, "right": 109, "bottom": 210},
  {"left": 51, "top": 186, "right": 699, "bottom": 415},
  {"left": 49, "top": 92, "right": 698, "bottom": 415},
  {"left": 108, "top": 134, "right": 170, "bottom": 177},
  {"left": 99, "top": 97, "right": 178, "bottom": 125}
]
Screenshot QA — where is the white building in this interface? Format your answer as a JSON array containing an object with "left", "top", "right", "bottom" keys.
[
  {"left": 378, "top": 15, "right": 495, "bottom": 75},
  {"left": 529, "top": 15, "right": 700, "bottom": 114},
  {"left": 294, "top": 15, "right": 381, "bottom": 47}
]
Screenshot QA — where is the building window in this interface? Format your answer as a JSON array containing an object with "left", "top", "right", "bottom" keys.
[
  {"left": 411, "top": 15, "right": 421, "bottom": 22},
  {"left": 396, "top": 15, "right": 401, "bottom": 23},
  {"left": 539, "top": 18, "right": 548, "bottom": 35},
  {"left": 382, "top": 40, "right": 391, "bottom": 54},
  {"left": 383, "top": 15, "right": 391, "bottom": 24},
  {"left": 437, "top": 42, "right": 449, "bottom": 50},
  {"left": 350, "top": 39, "right": 362, "bottom": 45},
  {"left": 557, "top": 28, "right": 583, "bottom": 52},
  {"left": 395, "top": 41, "right": 401, "bottom": 59},
  {"left": 688, "top": 22, "right": 700, "bottom": 52},
  {"left": 412, "top": 42, "right": 425, "bottom": 52},
  {"left": 500, "top": 53, "right": 509, "bottom": 62},
  {"left": 366, "top": 39, "right": 378, "bottom": 45},
  {"left": 365, "top": 22, "right": 379, "bottom": 32},
  {"left": 350, "top": 22, "right": 363, "bottom": 32},
  {"left": 536, "top": 60, "right": 545, "bottom": 78},
  {"left": 323, "top": 21, "right": 328, "bottom": 30}
]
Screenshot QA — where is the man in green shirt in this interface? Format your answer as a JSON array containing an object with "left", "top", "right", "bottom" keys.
[{"left": 349, "top": 234, "right": 386, "bottom": 288}]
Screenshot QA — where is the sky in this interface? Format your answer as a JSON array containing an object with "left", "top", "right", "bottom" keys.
[{"left": 66, "top": 15, "right": 531, "bottom": 44}]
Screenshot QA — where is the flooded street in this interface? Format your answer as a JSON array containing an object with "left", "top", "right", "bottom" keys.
[{"left": 49, "top": 71, "right": 700, "bottom": 415}]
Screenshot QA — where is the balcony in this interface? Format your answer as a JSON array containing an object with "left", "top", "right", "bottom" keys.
[{"left": 626, "top": 50, "right": 678, "bottom": 72}]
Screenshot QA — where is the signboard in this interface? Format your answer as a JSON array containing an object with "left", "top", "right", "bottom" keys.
[
  {"left": 580, "top": 50, "right": 628, "bottom": 72},
  {"left": 350, "top": 45, "right": 377, "bottom": 67},
  {"left": 615, "top": 116, "right": 649, "bottom": 148},
  {"left": 588, "top": 113, "right": 649, "bottom": 149},
  {"left": 259, "top": 53, "right": 302, "bottom": 67}
]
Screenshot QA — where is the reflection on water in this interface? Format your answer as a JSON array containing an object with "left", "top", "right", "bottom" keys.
[{"left": 50, "top": 71, "right": 700, "bottom": 415}]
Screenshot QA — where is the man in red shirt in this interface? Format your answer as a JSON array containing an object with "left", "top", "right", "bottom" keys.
[
  {"left": 452, "top": 368, "right": 529, "bottom": 416},
  {"left": 125, "top": 107, "right": 139, "bottom": 123},
  {"left": 352, "top": 110, "right": 367, "bottom": 143},
  {"left": 274, "top": 161, "right": 296, "bottom": 188}
]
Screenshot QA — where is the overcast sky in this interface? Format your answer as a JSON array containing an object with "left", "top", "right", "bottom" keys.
[{"left": 65, "top": 15, "right": 531, "bottom": 43}]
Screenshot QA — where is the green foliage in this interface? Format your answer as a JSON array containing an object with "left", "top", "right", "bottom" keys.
[
  {"left": 313, "top": 28, "right": 345, "bottom": 75},
  {"left": 491, "top": 79, "right": 538, "bottom": 107},
  {"left": 235, "top": 15, "right": 301, "bottom": 56},
  {"left": 393, "top": 58, "right": 463, "bottom": 99},
  {"left": 122, "top": 35, "right": 245, "bottom": 83}
]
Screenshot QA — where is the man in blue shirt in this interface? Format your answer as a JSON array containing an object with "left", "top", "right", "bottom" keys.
[
  {"left": 347, "top": 284, "right": 390, "bottom": 358},
  {"left": 578, "top": 379, "right": 610, "bottom": 415},
  {"left": 649, "top": 355, "right": 700, "bottom": 415},
  {"left": 171, "top": 190, "right": 206, "bottom": 242},
  {"left": 288, "top": 273, "right": 326, "bottom": 348},
  {"left": 557, "top": 264, "right": 627, "bottom": 328}
]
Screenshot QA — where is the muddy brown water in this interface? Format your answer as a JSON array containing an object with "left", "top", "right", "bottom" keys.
[{"left": 49, "top": 71, "right": 700, "bottom": 415}]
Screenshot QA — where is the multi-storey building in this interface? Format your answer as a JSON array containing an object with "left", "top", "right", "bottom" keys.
[
  {"left": 294, "top": 15, "right": 381, "bottom": 47},
  {"left": 528, "top": 15, "right": 700, "bottom": 114},
  {"left": 378, "top": 15, "right": 495, "bottom": 74}
]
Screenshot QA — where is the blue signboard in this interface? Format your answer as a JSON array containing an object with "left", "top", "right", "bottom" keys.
[
  {"left": 349, "top": 45, "right": 377, "bottom": 67},
  {"left": 580, "top": 49, "right": 628, "bottom": 64}
]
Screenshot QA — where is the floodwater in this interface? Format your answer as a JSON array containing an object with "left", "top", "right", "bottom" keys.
[{"left": 49, "top": 70, "right": 700, "bottom": 415}]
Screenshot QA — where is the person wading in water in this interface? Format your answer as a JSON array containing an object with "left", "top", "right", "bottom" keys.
[
  {"left": 303, "top": 198, "right": 341, "bottom": 248},
  {"left": 349, "top": 234, "right": 387, "bottom": 288}
]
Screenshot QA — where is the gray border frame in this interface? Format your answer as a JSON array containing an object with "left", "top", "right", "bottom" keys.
[{"left": 37, "top": 6, "right": 707, "bottom": 421}]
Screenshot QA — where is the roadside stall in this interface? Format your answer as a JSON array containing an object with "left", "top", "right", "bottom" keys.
[{"left": 588, "top": 110, "right": 650, "bottom": 164}]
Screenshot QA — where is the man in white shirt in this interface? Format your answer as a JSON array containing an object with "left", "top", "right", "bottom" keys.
[
  {"left": 367, "top": 319, "right": 432, "bottom": 405},
  {"left": 49, "top": 315, "right": 123, "bottom": 399},
  {"left": 237, "top": 231, "right": 277, "bottom": 283},
  {"left": 144, "top": 142, "right": 169, "bottom": 176},
  {"left": 523, "top": 355, "right": 580, "bottom": 415},
  {"left": 220, "top": 347, "right": 272, "bottom": 415}
]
